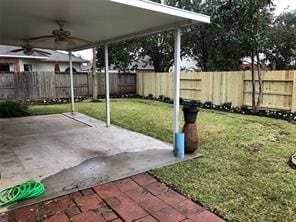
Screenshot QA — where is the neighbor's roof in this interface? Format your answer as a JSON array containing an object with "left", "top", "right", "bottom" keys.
[
  {"left": 0, "top": 45, "right": 86, "bottom": 62},
  {"left": 0, "top": 0, "right": 210, "bottom": 51}
]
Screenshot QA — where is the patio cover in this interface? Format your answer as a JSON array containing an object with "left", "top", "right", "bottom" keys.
[
  {"left": 0, "top": 0, "right": 210, "bottom": 50},
  {"left": 0, "top": 0, "right": 210, "bottom": 149}
]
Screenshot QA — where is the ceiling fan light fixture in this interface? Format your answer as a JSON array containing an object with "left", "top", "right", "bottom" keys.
[
  {"left": 54, "top": 38, "right": 68, "bottom": 48},
  {"left": 25, "top": 21, "right": 92, "bottom": 49}
]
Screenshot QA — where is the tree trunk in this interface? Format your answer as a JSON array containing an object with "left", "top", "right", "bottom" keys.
[
  {"left": 256, "top": 52, "right": 263, "bottom": 112},
  {"left": 92, "top": 48, "right": 98, "bottom": 100},
  {"left": 251, "top": 51, "right": 256, "bottom": 113}
]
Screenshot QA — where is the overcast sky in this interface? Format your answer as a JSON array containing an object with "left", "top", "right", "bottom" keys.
[
  {"left": 74, "top": 0, "right": 296, "bottom": 61},
  {"left": 274, "top": 0, "right": 296, "bottom": 15}
]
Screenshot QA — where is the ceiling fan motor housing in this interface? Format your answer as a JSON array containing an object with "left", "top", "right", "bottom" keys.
[
  {"left": 23, "top": 48, "right": 34, "bottom": 55},
  {"left": 52, "top": 29, "right": 71, "bottom": 39}
]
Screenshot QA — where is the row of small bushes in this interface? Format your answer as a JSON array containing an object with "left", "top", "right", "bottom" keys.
[
  {"left": 1, "top": 94, "right": 296, "bottom": 122},
  {"left": 139, "top": 94, "right": 296, "bottom": 122},
  {"left": 21, "top": 96, "right": 88, "bottom": 105}
]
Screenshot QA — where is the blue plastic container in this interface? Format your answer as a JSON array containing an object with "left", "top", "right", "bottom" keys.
[{"left": 174, "top": 132, "right": 185, "bottom": 159}]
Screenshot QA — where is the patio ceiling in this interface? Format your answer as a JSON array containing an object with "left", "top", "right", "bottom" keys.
[{"left": 0, "top": 0, "right": 210, "bottom": 51}]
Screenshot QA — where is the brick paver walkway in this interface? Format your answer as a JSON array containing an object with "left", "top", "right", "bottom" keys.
[{"left": 1, "top": 173, "right": 225, "bottom": 222}]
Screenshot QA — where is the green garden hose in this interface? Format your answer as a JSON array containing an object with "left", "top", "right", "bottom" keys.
[{"left": 0, "top": 180, "right": 45, "bottom": 207}]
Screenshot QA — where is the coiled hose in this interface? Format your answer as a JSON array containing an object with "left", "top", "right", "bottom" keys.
[{"left": 0, "top": 180, "right": 45, "bottom": 207}]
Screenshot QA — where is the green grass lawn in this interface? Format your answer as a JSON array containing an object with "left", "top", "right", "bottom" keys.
[{"left": 29, "top": 99, "right": 296, "bottom": 222}]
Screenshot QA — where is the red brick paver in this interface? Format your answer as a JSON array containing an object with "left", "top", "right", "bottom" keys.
[
  {"left": 125, "top": 187, "right": 154, "bottom": 203},
  {"left": 134, "top": 215, "right": 159, "bottom": 222},
  {"left": 14, "top": 204, "right": 39, "bottom": 221},
  {"left": 131, "top": 173, "right": 157, "bottom": 186},
  {"left": 72, "top": 211, "right": 106, "bottom": 222},
  {"left": 174, "top": 199, "right": 206, "bottom": 218},
  {"left": 94, "top": 183, "right": 122, "bottom": 199},
  {"left": 65, "top": 206, "right": 81, "bottom": 217},
  {"left": 144, "top": 181, "right": 170, "bottom": 196},
  {"left": 44, "top": 212, "right": 68, "bottom": 222},
  {"left": 138, "top": 196, "right": 167, "bottom": 213},
  {"left": 74, "top": 193, "right": 103, "bottom": 211},
  {"left": 158, "top": 189, "right": 187, "bottom": 205},
  {"left": 81, "top": 188, "right": 96, "bottom": 196},
  {"left": 114, "top": 178, "right": 140, "bottom": 192},
  {"left": 105, "top": 193, "right": 148, "bottom": 221},
  {"left": 69, "top": 191, "right": 83, "bottom": 199},
  {"left": 190, "top": 211, "right": 225, "bottom": 222},
  {"left": 150, "top": 206, "right": 186, "bottom": 222},
  {"left": 3, "top": 173, "right": 225, "bottom": 222},
  {"left": 102, "top": 210, "right": 118, "bottom": 221}
]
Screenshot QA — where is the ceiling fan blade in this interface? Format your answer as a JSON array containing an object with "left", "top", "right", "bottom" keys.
[
  {"left": 34, "top": 49, "right": 51, "bottom": 56},
  {"left": 9, "top": 49, "right": 23, "bottom": 53},
  {"left": 67, "top": 38, "right": 76, "bottom": 46},
  {"left": 69, "top": 36, "right": 92, "bottom": 44},
  {"left": 26, "top": 35, "right": 55, "bottom": 41}
]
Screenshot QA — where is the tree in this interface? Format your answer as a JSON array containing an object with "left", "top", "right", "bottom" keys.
[
  {"left": 95, "top": 0, "right": 275, "bottom": 86},
  {"left": 136, "top": 0, "right": 195, "bottom": 72},
  {"left": 184, "top": 0, "right": 253, "bottom": 71},
  {"left": 137, "top": 33, "right": 175, "bottom": 72},
  {"left": 236, "top": 0, "right": 274, "bottom": 112},
  {"left": 187, "top": 0, "right": 273, "bottom": 111},
  {"left": 96, "top": 41, "right": 138, "bottom": 72},
  {"left": 265, "top": 10, "right": 296, "bottom": 70}
]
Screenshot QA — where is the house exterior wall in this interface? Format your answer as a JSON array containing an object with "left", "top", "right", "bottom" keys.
[
  {"left": 0, "top": 58, "right": 20, "bottom": 72},
  {"left": 18, "top": 59, "right": 83, "bottom": 72}
]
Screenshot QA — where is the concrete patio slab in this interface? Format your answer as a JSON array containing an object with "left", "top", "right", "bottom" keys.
[{"left": 0, "top": 113, "right": 199, "bottom": 212}]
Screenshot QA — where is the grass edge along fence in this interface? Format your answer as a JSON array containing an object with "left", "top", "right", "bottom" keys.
[{"left": 137, "top": 70, "right": 296, "bottom": 113}]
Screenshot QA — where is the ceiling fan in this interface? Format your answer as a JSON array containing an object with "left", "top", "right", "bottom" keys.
[
  {"left": 8, "top": 41, "right": 51, "bottom": 56},
  {"left": 26, "top": 20, "right": 92, "bottom": 47}
]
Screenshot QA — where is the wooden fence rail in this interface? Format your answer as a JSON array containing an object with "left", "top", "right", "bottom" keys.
[
  {"left": 0, "top": 72, "right": 136, "bottom": 100},
  {"left": 137, "top": 71, "right": 296, "bottom": 112}
]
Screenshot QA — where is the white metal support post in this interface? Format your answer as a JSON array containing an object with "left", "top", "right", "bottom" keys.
[
  {"left": 105, "top": 44, "right": 111, "bottom": 127},
  {"left": 173, "top": 28, "right": 181, "bottom": 148},
  {"left": 69, "top": 51, "right": 75, "bottom": 112}
]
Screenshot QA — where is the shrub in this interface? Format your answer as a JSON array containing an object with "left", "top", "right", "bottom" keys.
[
  {"left": 158, "top": 95, "right": 165, "bottom": 101},
  {"left": 203, "top": 101, "right": 213, "bottom": 108},
  {"left": 148, "top": 94, "right": 154, "bottom": 100},
  {"left": 0, "top": 100, "right": 29, "bottom": 118},
  {"left": 179, "top": 97, "right": 184, "bottom": 105},
  {"left": 164, "top": 97, "right": 171, "bottom": 103},
  {"left": 241, "top": 105, "right": 249, "bottom": 112},
  {"left": 222, "top": 102, "right": 232, "bottom": 110}
]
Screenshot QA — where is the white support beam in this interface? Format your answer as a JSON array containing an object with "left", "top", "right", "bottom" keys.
[
  {"left": 69, "top": 51, "right": 75, "bottom": 112},
  {"left": 105, "top": 44, "right": 111, "bottom": 127},
  {"left": 173, "top": 28, "right": 181, "bottom": 148}
]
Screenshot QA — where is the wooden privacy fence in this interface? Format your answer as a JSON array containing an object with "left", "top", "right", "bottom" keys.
[
  {"left": 0, "top": 72, "right": 136, "bottom": 100},
  {"left": 89, "top": 72, "right": 136, "bottom": 96},
  {"left": 137, "top": 70, "right": 296, "bottom": 112}
]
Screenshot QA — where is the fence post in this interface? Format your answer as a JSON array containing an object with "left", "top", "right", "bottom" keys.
[{"left": 292, "top": 71, "right": 296, "bottom": 112}]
